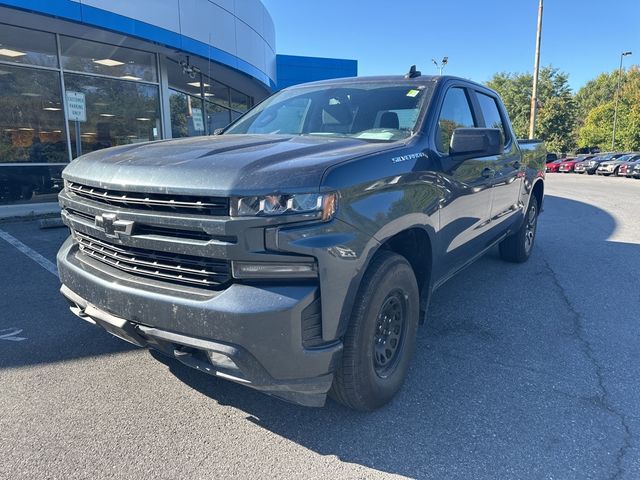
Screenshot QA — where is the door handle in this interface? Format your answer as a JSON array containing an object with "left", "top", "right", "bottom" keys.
[{"left": 481, "top": 167, "right": 494, "bottom": 178}]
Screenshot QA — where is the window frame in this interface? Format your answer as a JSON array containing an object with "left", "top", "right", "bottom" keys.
[
  {"left": 432, "top": 84, "right": 480, "bottom": 155},
  {"left": 470, "top": 88, "right": 512, "bottom": 149}
]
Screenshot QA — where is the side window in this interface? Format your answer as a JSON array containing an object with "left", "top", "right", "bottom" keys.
[
  {"left": 436, "top": 87, "right": 476, "bottom": 154},
  {"left": 476, "top": 92, "right": 507, "bottom": 144}
]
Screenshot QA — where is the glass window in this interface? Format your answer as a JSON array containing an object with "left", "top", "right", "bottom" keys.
[
  {"left": 206, "top": 102, "right": 231, "bottom": 133},
  {"left": 205, "top": 80, "right": 230, "bottom": 108},
  {"left": 60, "top": 36, "right": 157, "bottom": 82},
  {"left": 64, "top": 74, "right": 160, "bottom": 158},
  {"left": 476, "top": 92, "right": 507, "bottom": 144},
  {"left": 0, "top": 64, "right": 68, "bottom": 164},
  {"left": 226, "top": 82, "right": 430, "bottom": 142},
  {"left": 230, "top": 89, "right": 249, "bottom": 112},
  {"left": 167, "top": 59, "right": 203, "bottom": 97},
  {"left": 0, "top": 24, "right": 58, "bottom": 68},
  {"left": 436, "top": 87, "right": 476, "bottom": 154},
  {"left": 169, "top": 89, "right": 205, "bottom": 138}
]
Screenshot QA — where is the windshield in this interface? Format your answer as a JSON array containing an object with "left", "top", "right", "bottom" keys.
[{"left": 225, "top": 82, "right": 432, "bottom": 142}]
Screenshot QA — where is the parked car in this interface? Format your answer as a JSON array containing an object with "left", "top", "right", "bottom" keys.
[
  {"left": 56, "top": 72, "right": 546, "bottom": 410},
  {"left": 616, "top": 154, "right": 640, "bottom": 176},
  {"left": 546, "top": 159, "right": 564, "bottom": 173},
  {"left": 546, "top": 153, "right": 558, "bottom": 163},
  {"left": 572, "top": 155, "right": 597, "bottom": 174},
  {"left": 558, "top": 157, "right": 580, "bottom": 173},
  {"left": 596, "top": 153, "right": 631, "bottom": 176},
  {"left": 577, "top": 152, "right": 624, "bottom": 175},
  {"left": 632, "top": 162, "right": 640, "bottom": 179}
]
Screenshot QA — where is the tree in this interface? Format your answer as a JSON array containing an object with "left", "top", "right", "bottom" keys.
[
  {"left": 486, "top": 66, "right": 576, "bottom": 152},
  {"left": 577, "top": 66, "right": 640, "bottom": 151}
]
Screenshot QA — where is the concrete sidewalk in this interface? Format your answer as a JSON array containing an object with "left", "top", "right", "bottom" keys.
[{"left": 0, "top": 202, "right": 60, "bottom": 220}]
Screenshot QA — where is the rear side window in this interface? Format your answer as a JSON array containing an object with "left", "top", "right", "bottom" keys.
[
  {"left": 476, "top": 92, "right": 507, "bottom": 144},
  {"left": 436, "top": 87, "right": 476, "bottom": 154}
]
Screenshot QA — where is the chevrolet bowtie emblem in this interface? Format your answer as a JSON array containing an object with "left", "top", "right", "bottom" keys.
[{"left": 95, "top": 213, "right": 134, "bottom": 238}]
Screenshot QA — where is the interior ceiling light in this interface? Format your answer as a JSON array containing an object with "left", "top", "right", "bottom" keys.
[
  {"left": 204, "top": 93, "right": 215, "bottom": 97},
  {"left": 136, "top": 117, "right": 150, "bottom": 121},
  {"left": 93, "top": 58, "right": 125, "bottom": 67},
  {"left": 43, "top": 107, "right": 61, "bottom": 111},
  {"left": 120, "top": 75, "right": 142, "bottom": 81},
  {"left": 188, "top": 82, "right": 209, "bottom": 87},
  {"left": 21, "top": 93, "right": 41, "bottom": 97},
  {"left": 0, "top": 48, "right": 26, "bottom": 57},
  {"left": 18, "top": 127, "right": 34, "bottom": 131},
  {"left": 100, "top": 113, "right": 115, "bottom": 117}
]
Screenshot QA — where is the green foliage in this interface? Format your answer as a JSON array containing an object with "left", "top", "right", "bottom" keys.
[
  {"left": 486, "top": 66, "right": 576, "bottom": 152},
  {"left": 488, "top": 65, "right": 640, "bottom": 153},
  {"left": 576, "top": 67, "right": 640, "bottom": 151}
]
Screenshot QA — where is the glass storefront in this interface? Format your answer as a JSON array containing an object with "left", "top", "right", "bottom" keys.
[
  {"left": 166, "top": 59, "right": 250, "bottom": 137},
  {"left": 65, "top": 74, "right": 161, "bottom": 158},
  {"left": 0, "top": 23, "right": 254, "bottom": 204}
]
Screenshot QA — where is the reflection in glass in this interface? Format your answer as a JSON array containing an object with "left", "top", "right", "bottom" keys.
[
  {"left": 230, "top": 89, "right": 249, "bottom": 112},
  {"left": 0, "top": 64, "right": 67, "bottom": 164},
  {"left": 0, "top": 24, "right": 58, "bottom": 68},
  {"left": 169, "top": 90, "right": 206, "bottom": 138},
  {"left": 206, "top": 102, "right": 231, "bottom": 132},
  {"left": 60, "top": 36, "right": 157, "bottom": 82},
  {"left": 0, "top": 65, "right": 68, "bottom": 203},
  {"left": 64, "top": 74, "right": 160, "bottom": 157}
]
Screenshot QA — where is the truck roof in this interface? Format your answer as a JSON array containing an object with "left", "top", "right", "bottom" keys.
[{"left": 284, "top": 74, "right": 490, "bottom": 91}]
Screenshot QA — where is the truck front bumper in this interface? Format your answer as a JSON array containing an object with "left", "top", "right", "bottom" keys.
[{"left": 57, "top": 237, "right": 342, "bottom": 407}]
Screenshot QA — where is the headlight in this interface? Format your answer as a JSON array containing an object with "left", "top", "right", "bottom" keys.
[{"left": 233, "top": 192, "right": 338, "bottom": 221}]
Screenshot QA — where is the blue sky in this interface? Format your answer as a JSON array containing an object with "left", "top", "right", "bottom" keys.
[{"left": 263, "top": 0, "right": 640, "bottom": 91}]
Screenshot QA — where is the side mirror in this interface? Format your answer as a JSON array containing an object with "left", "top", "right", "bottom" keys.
[{"left": 450, "top": 128, "right": 503, "bottom": 158}]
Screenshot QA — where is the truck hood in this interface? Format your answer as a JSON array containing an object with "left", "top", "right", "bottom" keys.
[{"left": 62, "top": 134, "right": 401, "bottom": 196}]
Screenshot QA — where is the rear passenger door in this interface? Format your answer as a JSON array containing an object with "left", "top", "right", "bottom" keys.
[
  {"left": 472, "top": 90, "right": 523, "bottom": 227},
  {"left": 434, "top": 85, "right": 495, "bottom": 276}
]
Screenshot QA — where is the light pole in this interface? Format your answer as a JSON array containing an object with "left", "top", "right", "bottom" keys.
[
  {"left": 611, "top": 51, "right": 632, "bottom": 150},
  {"left": 529, "top": 0, "right": 544, "bottom": 139},
  {"left": 432, "top": 57, "right": 448, "bottom": 75}
]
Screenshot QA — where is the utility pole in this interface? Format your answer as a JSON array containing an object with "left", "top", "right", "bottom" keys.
[
  {"left": 612, "top": 51, "right": 632, "bottom": 150},
  {"left": 528, "top": 0, "right": 543, "bottom": 139}
]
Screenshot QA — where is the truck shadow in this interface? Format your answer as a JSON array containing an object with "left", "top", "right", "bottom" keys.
[{"left": 154, "top": 194, "right": 640, "bottom": 479}]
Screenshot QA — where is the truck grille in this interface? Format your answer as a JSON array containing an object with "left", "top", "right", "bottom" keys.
[
  {"left": 68, "top": 182, "right": 229, "bottom": 216},
  {"left": 75, "top": 232, "right": 230, "bottom": 289}
]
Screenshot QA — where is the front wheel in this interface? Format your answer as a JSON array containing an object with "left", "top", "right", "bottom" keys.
[
  {"left": 499, "top": 197, "right": 539, "bottom": 263},
  {"left": 330, "top": 251, "right": 419, "bottom": 411}
]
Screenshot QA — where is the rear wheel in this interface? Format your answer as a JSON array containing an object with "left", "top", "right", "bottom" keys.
[
  {"left": 499, "top": 196, "right": 539, "bottom": 263},
  {"left": 330, "top": 251, "right": 419, "bottom": 411}
]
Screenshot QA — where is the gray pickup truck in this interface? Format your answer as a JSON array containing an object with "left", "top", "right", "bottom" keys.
[{"left": 57, "top": 70, "right": 545, "bottom": 410}]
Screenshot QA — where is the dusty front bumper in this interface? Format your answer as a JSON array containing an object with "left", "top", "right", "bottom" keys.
[{"left": 57, "top": 237, "right": 342, "bottom": 407}]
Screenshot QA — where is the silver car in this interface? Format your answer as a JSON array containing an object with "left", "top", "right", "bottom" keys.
[{"left": 596, "top": 153, "right": 633, "bottom": 176}]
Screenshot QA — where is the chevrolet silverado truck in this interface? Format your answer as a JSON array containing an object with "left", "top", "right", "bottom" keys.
[{"left": 57, "top": 70, "right": 545, "bottom": 411}]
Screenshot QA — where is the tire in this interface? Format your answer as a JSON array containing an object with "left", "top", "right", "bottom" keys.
[
  {"left": 330, "top": 251, "right": 419, "bottom": 411},
  {"left": 499, "top": 195, "right": 539, "bottom": 263}
]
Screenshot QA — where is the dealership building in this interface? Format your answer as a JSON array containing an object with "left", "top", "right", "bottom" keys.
[{"left": 0, "top": 0, "right": 357, "bottom": 205}]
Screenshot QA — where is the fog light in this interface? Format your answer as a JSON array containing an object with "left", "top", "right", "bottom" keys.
[
  {"left": 231, "top": 261, "right": 317, "bottom": 279},
  {"left": 207, "top": 351, "right": 237, "bottom": 370}
]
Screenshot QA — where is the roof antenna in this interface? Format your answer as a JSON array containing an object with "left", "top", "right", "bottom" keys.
[{"left": 405, "top": 65, "right": 421, "bottom": 79}]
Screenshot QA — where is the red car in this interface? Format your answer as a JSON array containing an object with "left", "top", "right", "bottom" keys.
[
  {"left": 558, "top": 157, "right": 579, "bottom": 173},
  {"left": 546, "top": 159, "right": 564, "bottom": 173}
]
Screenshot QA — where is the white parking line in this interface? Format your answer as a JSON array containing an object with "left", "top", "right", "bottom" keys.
[{"left": 0, "top": 229, "right": 58, "bottom": 276}]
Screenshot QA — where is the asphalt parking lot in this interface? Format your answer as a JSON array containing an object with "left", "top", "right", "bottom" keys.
[{"left": 1, "top": 174, "right": 639, "bottom": 480}]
